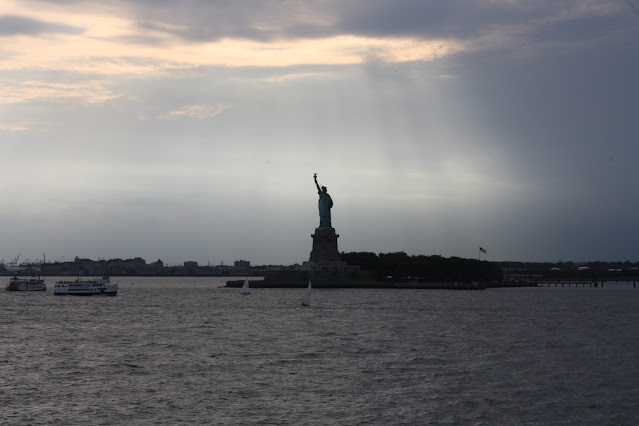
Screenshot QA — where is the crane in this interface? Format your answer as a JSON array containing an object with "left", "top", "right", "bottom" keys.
[{"left": 9, "top": 254, "right": 20, "bottom": 266}]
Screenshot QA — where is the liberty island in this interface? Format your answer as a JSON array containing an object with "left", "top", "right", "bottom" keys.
[{"left": 227, "top": 174, "right": 499, "bottom": 289}]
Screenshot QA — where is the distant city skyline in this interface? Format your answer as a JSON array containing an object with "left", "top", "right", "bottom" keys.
[
  {"left": 0, "top": 254, "right": 253, "bottom": 268},
  {"left": 2, "top": 1, "right": 639, "bottom": 265}
]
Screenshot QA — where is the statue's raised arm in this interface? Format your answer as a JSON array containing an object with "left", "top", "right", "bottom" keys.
[{"left": 314, "top": 173, "right": 321, "bottom": 192}]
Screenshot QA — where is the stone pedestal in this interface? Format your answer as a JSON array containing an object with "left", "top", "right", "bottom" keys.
[
  {"left": 307, "top": 228, "right": 360, "bottom": 277},
  {"left": 262, "top": 226, "right": 374, "bottom": 283},
  {"left": 309, "top": 229, "right": 341, "bottom": 264}
]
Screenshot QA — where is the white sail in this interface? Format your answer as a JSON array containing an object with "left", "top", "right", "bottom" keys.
[
  {"left": 240, "top": 279, "right": 251, "bottom": 295},
  {"left": 302, "top": 280, "right": 311, "bottom": 306}
]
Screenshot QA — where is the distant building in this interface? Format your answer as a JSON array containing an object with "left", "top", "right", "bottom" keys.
[
  {"left": 31, "top": 256, "right": 258, "bottom": 277},
  {"left": 234, "top": 260, "right": 250, "bottom": 268}
]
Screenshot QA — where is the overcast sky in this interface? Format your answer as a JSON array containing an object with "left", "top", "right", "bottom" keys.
[{"left": 1, "top": 0, "right": 638, "bottom": 266}]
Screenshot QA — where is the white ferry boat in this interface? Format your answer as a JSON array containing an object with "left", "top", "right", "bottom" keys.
[
  {"left": 6, "top": 276, "right": 47, "bottom": 291},
  {"left": 54, "top": 276, "right": 118, "bottom": 296}
]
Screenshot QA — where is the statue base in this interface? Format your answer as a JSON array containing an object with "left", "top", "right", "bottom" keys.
[
  {"left": 310, "top": 229, "right": 341, "bottom": 264},
  {"left": 262, "top": 227, "right": 374, "bottom": 283},
  {"left": 307, "top": 229, "right": 359, "bottom": 277}
]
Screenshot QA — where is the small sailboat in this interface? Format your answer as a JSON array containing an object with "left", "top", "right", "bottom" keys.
[
  {"left": 240, "top": 279, "right": 251, "bottom": 295},
  {"left": 301, "top": 280, "right": 311, "bottom": 306}
]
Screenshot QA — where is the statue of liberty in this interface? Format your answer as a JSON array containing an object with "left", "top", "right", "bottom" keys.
[{"left": 314, "top": 173, "right": 333, "bottom": 230}]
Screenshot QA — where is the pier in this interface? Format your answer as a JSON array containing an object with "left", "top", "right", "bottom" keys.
[{"left": 534, "top": 280, "right": 637, "bottom": 288}]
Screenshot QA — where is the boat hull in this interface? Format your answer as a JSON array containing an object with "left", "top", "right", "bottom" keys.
[
  {"left": 54, "top": 290, "right": 118, "bottom": 296},
  {"left": 53, "top": 284, "right": 118, "bottom": 296},
  {"left": 54, "top": 285, "right": 118, "bottom": 296}
]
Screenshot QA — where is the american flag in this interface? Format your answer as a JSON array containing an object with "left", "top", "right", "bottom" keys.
[{"left": 479, "top": 247, "right": 487, "bottom": 254}]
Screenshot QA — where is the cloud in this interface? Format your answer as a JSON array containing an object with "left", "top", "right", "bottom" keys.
[
  {"left": 0, "top": 14, "right": 84, "bottom": 36},
  {"left": 90, "top": 0, "right": 627, "bottom": 47},
  {"left": 1, "top": 0, "right": 625, "bottom": 79},
  {"left": 264, "top": 72, "right": 325, "bottom": 84},
  {"left": 0, "top": 33, "right": 465, "bottom": 74},
  {"left": 156, "top": 104, "right": 231, "bottom": 120},
  {"left": 0, "top": 79, "right": 119, "bottom": 104},
  {"left": 0, "top": 121, "right": 54, "bottom": 132},
  {"left": 626, "top": 0, "right": 639, "bottom": 14},
  {"left": 122, "top": 0, "right": 337, "bottom": 42}
]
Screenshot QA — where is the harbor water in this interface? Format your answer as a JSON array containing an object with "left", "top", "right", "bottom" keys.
[{"left": 2, "top": 277, "right": 638, "bottom": 425}]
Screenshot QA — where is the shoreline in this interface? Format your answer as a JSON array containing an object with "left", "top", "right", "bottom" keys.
[{"left": 225, "top": 280, "right": 538, "bottom": 290}]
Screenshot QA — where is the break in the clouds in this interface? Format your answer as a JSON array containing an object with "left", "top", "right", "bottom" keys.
[
  {"left": 156, "top": 104, "right": 231, "bottom": 120},
  {"left": 1, "top": 0, "right": 638, "bottom": 266}
]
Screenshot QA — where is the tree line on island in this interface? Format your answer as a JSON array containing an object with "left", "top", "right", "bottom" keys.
[
  {"left": 340, "top": 252, "right": 639, "bottom": 283},
  {"left": 340, "top": 251, "right": 503, "bottom": 282}
]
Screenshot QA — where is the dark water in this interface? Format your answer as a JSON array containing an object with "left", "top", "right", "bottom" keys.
[{"left": 2, "top": 277, "right": 638, "bottom": 425}]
